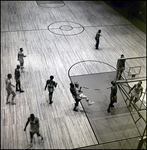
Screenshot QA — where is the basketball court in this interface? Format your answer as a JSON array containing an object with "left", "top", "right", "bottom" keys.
[{"left": 1, "top": 1, "right": 146, "bottom": 149}]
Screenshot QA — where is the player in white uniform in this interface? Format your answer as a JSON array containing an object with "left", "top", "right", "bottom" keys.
[
  {"left": 74, "top": 82, "right": 94, "bottom": 105},
  {"left": 128, "top": 81, "right": 143, "bottom": 106},
  {"left": 5, "top": 74, "right": 16, "bottom": 104},
  {"left": 17, "top": 48, "right": 26, "bottom": 72},
  {"left": 24, "top": 114, "right": 44, "bottom": 147}
]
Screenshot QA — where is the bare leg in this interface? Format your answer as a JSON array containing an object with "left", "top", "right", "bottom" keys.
[
  {"left": 11, "top": 91, "right": 16, "bottom": 105},
  {"left": 6, "top": 92, "right": 10, "bottom": 104}
]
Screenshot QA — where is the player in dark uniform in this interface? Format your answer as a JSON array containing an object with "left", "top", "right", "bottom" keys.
[
  {"left": 107, "top": 81, "right": 117, "bottom": 113},
  {"left": 24, "top": 114, "right": 44, "bottom": 147},
  {"left": 14, "top": 65, "right": 24, "bottom": 92},
  {"left": 70, "top": 82, "right": 81, "bottom": 111},
  {"left": 95, "top": 29, "right": 102, "bottom": 49},
  {"left": 44, "top": 75, "right": 57, "bottom": 104},
  {"left": 115, "top": 54, "right": 126, "bottom": 80}
]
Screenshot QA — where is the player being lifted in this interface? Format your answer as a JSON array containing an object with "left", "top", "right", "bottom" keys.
[{"left": 70, "top": 82, "right": 94, "bottom": 111}]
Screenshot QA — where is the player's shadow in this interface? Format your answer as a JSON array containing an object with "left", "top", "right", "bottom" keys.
[{"left": 40, "top": 100, "right": 49, "bottom": 107}]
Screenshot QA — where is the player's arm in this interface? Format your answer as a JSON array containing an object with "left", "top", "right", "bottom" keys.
[
  {"left": 116, "top": 59, "right": 119, "bottom": 69},
  {"left": 11, "top": 83, "right": 15, "bottom": 87},
  {"left": 23, "top": 53, "right": 27, "bottom": 57},
  {"left": 24, "top": 118, "right": 30, "bottom": 131},
  {"left": 139, "top": 87, "right": 143, "bottom": 98},
  {"left": 78, "top": 86, "right": 83, "bottom": 93},
  {"left": 54, "top": 82, "right": 57, "bottom": 88},
  {"left": 44, "top": 81, "right": 48, "bottom": 90},
  {"left": 8, "top": 81, "right": 15, "bottom": 88},
  {"left": 17, "top": 53, "right": 19, "bottom": 60}
]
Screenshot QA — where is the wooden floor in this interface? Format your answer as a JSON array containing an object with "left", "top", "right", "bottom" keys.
[{"left": 1, "top": 1, "right": 146, "bottom": 149}]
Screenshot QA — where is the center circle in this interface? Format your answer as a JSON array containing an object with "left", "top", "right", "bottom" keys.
[
  {"left": 48, "top": 21, "right": 84, "bottom": 36},
  {"left": 59, "top": 25, "right": 73, "bottom": 31}
]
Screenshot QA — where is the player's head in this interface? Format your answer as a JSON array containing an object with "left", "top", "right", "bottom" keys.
[
  {"left": 50, "top": 75, "right": 54, "bottom": 80},
  {"left": 17, "top": 65, "right": 20, "bottom": 69},
  {"left": 7, "top": 73, "right": 12, "bottom": 79},
  {"left": 75, "top": 82, "right": 79, "bottom": 88},
  {"left": 98, "top": 30, "right": 101, "bottom": 33},
  {"left": 30, "top": 114, "right": 35, "bottom": 120},
  {"left": 111, "top": 81, "right": 116, "bottom": 86},
  {"left": 70, "top": 82, "right": 74, "bottom": 88},
  {"left": 138, "top": 81, "right": 142, "bottom": 86},
  {"left": 20, "top": 48, "right": 23, "bottom": 52},
  {"left": 121, "top": 54, "right": 124, "bottom": 58}
]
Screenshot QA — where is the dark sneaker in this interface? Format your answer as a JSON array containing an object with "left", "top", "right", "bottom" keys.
[
  {"left": 49, "top": 101, "right": 53, "bottom": 104},
  {"left": 16, "top": 89, "right": 20, "bottom": 92},
  {"left": 20, "top": 90, "right": 24, "bottom": 93},
  {"left": 11, "top": 102, "right": 16, "bottom": 105},
  {"left": 73, "top": 108, "right": 78, "bottom": 111},
  {"left": 6, "top": 101, "right": 10, "bottom": 104}
]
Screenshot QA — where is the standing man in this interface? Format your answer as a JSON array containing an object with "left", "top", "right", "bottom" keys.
[
  {"left": 128, "top": 81, "right": 143, "bottom": 107},
  {"left": 95, "top": 29, "right": 102, "bottom": 49},
  {"left": 5, "top": 73, "right": 16, "bottom": 104},
  {"left": 17, "top": 48, "right": 26, "bottom": 72},
  {"left": 70, "top": 82, "right": 81, "bottom": 111},
  {"left": 14, "top": 65, "right": 24, "bottom": 92},
  {"left": 115, "top": 54, "right": 126, "bottom": 81},
  {"left": 44, "top": 75, "right": 57, "bottom": 104},
  {"left": 24, "top": 114, "right": 44, "bottom": 148},
  {"left": 107, "top": 81, "right": 117, "bottom": 113}
]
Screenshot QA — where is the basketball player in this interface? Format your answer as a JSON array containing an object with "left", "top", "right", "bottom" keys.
[
  {"left": 107, "top": 81, "right": 117, "bottom": 113},
  {"left": 5, "top": 73, "right": 16, "bottom": 104},
  {"left": 95, "top": 29, "right": 102, "bottom": 49},
  {"left": 70, "top": 82, "right": 81, "bottom": 111},
  {"left": 24, "top": 114, "right": 44, "bottom": 147},
  {"left": 17, "top": 48, "right": 26, "bottom": 72},
  {"left": 44, "top": 75, "right": 57, "bottom": 104},
  {"left": 74, "top": 82, "right": 94, "bottom": 105},
  {"left": 128, "top": 81, "right": 143, "bottom": 106},
  {"left": 14, "top": 65, "right": 24, "bottom": 92},
  {"left": 115, "top": 54, "right": 126, "bottom": 80}
]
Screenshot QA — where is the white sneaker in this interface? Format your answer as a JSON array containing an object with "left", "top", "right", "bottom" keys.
[
  {"left": 89, "top": 102, "right": 94, "bottom": 105},
  {"left": 41, "top": 138, "right": 44, "bottom": 143},
  {"left": 27, "top": 143, "right": 33, "bottom": 149}
]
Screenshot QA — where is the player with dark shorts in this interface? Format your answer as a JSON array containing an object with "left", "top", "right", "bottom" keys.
[
  {"left": 107, "top": 81, "right": 117, "bottom": 113},
  {"left": 14, "top": 65, "right": 24, "bottom": 92},
  {"left": 44, "top": 75, "right": 57, "bottom": 104},
  {"left": 70, "top": 82, "right": 81, "bottom": 111}
]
